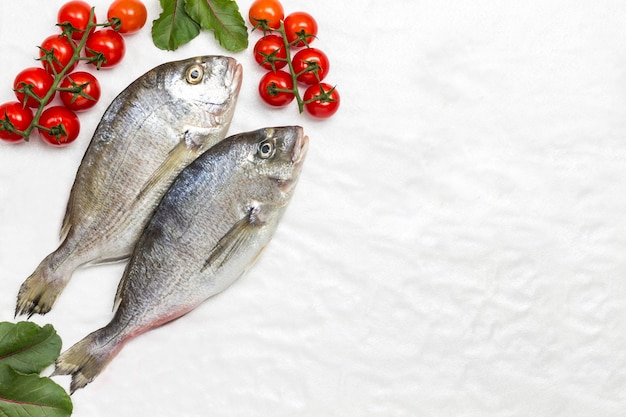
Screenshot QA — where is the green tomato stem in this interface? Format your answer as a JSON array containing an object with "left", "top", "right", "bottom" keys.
[
  {"left": 276, "top": 21, "right": 305, "bottom": 113},
  {"left": 301, "top": 84, "right": 338, "bottom": 105}
]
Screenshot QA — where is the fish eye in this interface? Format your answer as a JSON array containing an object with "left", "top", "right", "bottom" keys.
[
  {"left": 185, "top": 64, "right": 204, "bottom": 85},
  {"left": 258, "top": 140, "right": 275, "bottom": 159}
]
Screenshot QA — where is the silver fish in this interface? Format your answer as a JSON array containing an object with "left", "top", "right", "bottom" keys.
[
  {"left": 53, "top": 126, "right": 308, "bottom": 393},
  {"left": 16, "top": 56, "right": 242, "bottom": 317}
]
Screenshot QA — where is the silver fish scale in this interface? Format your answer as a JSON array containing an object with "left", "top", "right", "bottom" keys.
[
  {"left": 15, "top": 56, "right": 242, "bottom": 318},
  {"left": 53, "top": 126, "right": 308, "bottom": 393}
]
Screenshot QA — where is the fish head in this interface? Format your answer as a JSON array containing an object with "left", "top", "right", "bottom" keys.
[
  {"left": 238, "top": 126, "right": 309, "bottom": 208},
  {"left": 164, "top": 55, "right": 242, "bottom": 131}
]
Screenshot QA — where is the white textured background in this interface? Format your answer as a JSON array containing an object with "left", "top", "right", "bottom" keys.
[{"left": 2, "top": 0, "right": 626, "bottom": 416}]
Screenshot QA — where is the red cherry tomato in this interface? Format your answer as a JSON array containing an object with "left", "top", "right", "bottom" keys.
[
  {"left": 253, "top": 35, "right": 287, "bottom": 70},
  {"left": 303, "top": 83, "right": 340, "bottom": 118},
  {"left": 38, "top": 106, "right": 81, "bottom": 146},
  {"left": 39, "top": 35, "right": 77, "bottom": 75},
  {"left": 0, "top": 102, "right": 33, "bottom": 143},
  {"left": 248, "top": 0, "right": 284, "bottom": 30},
  {"left": 292, "top": 48, "right": 330, "bottom": 85},
  {"left": 258, "top": 70, "right": 294, "bottom": 107},
  {"left": 57, "top": 0, "right": 95, "bottom": 40},
  {"left": 59, "top": 71, "right": 101, "bottom": 111},
  {"left": 13, "top": 67, "right": 56, "bottom": 108},
  {"left": 107, "top": 0, "right": 148, "bottom": 34},
  {"left": 284, "top": 12, "right": 318, "bottom": 47},
  {"left": 85, "top": 29, "right": 126, "bottom": 68}
]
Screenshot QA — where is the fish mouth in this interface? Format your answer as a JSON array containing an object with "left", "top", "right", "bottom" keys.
[
  {"left": 226, "top": 58, "right": 243, "bottom": 97},
  {"left": 276, "top": 128, "right": 308, "bottom": 193},
  {"left": 292, "top": 130, "right": 308, "bottom": 165}
]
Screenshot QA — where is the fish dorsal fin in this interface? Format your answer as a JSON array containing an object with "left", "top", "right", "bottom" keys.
[
  {"left": 111, "top": 138, "right": 195, "bottom": 312},
  {"left": 201, "top": 205, "right": 268, "bottom": 273}
]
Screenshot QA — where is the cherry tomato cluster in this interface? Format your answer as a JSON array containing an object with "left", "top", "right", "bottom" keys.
[
  {"left": 249, "top": 0, "right": 340, "bottom": 119},
  {"left": 0, "top": 0, "right": 146, "bottom": 147}
]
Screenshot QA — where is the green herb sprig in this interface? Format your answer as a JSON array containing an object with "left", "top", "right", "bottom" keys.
[
  {"left": 0, "top": 321, "right": 72, "bottom": 417},
  {"left": 152, "top": 0, "right": 248, "bottom": 52}
]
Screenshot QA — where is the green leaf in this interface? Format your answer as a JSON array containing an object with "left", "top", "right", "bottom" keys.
[
  {"left": 0, "top": 321, "right": 61, "bottom": 374},
  {"left": 0, "top": 363, "right": 72, "bottom": 417},
  {"left": 152, "top": 0, "right": 201, "bottom": 51},
  {"left": 185, "top": 0, "right": 249, "bottom": 52}
]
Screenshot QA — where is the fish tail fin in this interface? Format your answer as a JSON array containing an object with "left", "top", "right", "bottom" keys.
[
  {"left": 53, "top": 326, "right": 123, "bottom": 394},
  {"left": 15, "top": 256, "right": 72, "bottom": 317}
]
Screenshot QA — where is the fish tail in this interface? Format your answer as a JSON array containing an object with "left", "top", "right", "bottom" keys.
[
  {"left": 53, "top": 326, "right": 124, "bottom": 394},
  {"left": 15, "top": 255, "right": 72, "bottom": 317}
]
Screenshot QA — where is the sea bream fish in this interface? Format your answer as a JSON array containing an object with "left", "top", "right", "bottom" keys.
[
  {"left": 15, "top": 56, "right": 242, "bottom": 317},
  {"left": 53, "top": 126, "right": 308, "bottom": 393}
]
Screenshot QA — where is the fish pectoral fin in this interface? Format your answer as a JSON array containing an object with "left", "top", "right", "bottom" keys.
[
  {"left": 201, "top": 205, "right": 267, "bottom": 273},
  {"left": 202, "top": 218, "right": 254, "bottom": 273},
  {"left": 134, "top": 140, "right": 195, "bottom": 205},
  {"left": 134, "top": 126, "right": 220, "bottom": 205}
]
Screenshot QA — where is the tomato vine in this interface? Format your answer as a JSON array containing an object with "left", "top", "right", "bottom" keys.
[
  {"left": 0, "top": 1, "right": 145, "bottom": 146},
  {"left": 250, "top": 1, "right": 340, "bottom": 119}
]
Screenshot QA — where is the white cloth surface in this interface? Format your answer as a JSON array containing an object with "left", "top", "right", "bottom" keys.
[{"left": 1, "top": 0, "right": 626, "bottom": 415}]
